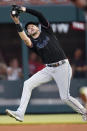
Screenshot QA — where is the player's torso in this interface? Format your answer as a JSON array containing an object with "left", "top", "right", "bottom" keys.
[{"left": 30, "top": 26, "right": 66, "bottom": 64}]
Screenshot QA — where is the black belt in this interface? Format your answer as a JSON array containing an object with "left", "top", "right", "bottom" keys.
[{"left": 46, "top": 60, "right": 66, "bottom": 67}]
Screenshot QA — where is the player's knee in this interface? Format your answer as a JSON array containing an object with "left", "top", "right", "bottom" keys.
[
  {"left": 24, "top": 80, "right": 27, "bottom": 86},
  {"left": 24, "top": 80, "right": 33, "bottom": 91},
  {"left": 60, "top": 95, "right": 70, "bottom": 102}
]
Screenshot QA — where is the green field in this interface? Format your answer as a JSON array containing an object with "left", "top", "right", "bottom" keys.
[{"left": 0, "top": 114, "right": 87, "bottom": 125}]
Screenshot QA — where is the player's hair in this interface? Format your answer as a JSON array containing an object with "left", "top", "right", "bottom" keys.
[{"left": 25, "top": 22, "right": 38, "bottom": 30}]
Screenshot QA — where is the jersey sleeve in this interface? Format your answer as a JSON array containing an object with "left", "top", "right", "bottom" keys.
[
  {"left": 41, "top": 23, "right": 53, "bottom": 34},
  {"left": 26, "top": 8, "right": 49, "bottom": 28}
]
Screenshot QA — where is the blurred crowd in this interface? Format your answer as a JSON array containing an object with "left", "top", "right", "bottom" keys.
[
  {"left": 0, "top": 53, "right": 23, "bottom": 80},
  {"left": 0, "top": 51, "right": 45, "bottom": 80},
  {"left": 0, "top": 0, "right": 70, "bottom": 5},
  {"left": 0, "top": 48, "right": 87, "bottom": 80},
  {"left": 29, "top": 52, "right": 45, "bottom": 77},
  {"left": 71, "top": 48, "right": 87, "bottom": 78}
]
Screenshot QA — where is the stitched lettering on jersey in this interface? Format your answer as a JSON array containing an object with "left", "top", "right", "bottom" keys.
[{"left": 36, "top": 36, "right": 50, "bottom": 48}]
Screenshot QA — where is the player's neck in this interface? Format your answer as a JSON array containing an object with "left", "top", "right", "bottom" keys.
[{"left": 31, "top": 30, "right": 40, "bottom": 39}]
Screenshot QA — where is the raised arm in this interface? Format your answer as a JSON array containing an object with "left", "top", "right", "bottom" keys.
[
  {"left": 26, "top": 8, "right": 49, "bottom": 27},
  {"left": 19, "top": 7, "right": 49, "bottom": 28},
  {"left": 10, "top": 14, "right": 32, "bottom": 47}
]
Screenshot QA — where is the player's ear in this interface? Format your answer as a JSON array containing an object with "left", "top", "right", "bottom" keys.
[
  {"left": 26, "top": 29, "right": 29, "bottom": 35},
  {"left": 26, "top": 29, "right": 30, "bottom": 36}
]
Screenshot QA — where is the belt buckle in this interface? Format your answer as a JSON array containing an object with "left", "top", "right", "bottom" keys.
[
  {"left": 56, "top": 63, "right": 58, "bottom": 67},
  {"left": 53, "top": 63, "right": 59, "bottom": 67}
]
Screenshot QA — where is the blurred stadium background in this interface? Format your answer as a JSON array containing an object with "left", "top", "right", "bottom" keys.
[{"left": 0, "top": 0, "right": 87, "bottom": 128}]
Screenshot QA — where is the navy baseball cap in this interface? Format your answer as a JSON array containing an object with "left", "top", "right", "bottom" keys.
[{"left": 25, "top": 22, "right": 38, "bottom": 30}]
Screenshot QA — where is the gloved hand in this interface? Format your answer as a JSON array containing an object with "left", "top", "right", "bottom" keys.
[
  {"left": 11, "top": 5, "right": 20, "bottom": 17},
  {"left": 11, "top": 5, "right": 26, "bottom": 16}
]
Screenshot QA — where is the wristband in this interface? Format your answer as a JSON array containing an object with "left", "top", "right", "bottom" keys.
[{"left": 16, "top": 23, "right": 23, "bottom": 32}]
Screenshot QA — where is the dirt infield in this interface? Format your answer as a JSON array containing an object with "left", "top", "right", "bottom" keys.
[{"left": 0, "top": 124, "right": 87, "bottom": 131}]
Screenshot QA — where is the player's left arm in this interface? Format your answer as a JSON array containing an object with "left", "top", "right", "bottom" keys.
[{"left": 19, "top": 6, "right": 50, "bottom": 28}]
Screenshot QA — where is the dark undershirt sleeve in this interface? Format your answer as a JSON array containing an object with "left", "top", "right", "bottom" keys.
[{"left": 26, "top": 8, "right": 49, "bottom": 28}]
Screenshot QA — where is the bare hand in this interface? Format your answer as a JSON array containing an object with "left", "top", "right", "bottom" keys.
[{"left": 19, "top": 6, "right": 26, "bottom": 12}]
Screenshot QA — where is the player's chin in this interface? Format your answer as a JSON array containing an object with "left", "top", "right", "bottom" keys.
[
  {"left": 32, "top": 31, "right": 37, "bottom": 35},
  {"left": 29, "top": 32, "right": 34, "bottom": 36}
]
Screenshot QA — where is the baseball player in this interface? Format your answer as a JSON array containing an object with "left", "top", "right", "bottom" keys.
[{"left": 6, "top": 5, "right": 87, "bottom": 122}]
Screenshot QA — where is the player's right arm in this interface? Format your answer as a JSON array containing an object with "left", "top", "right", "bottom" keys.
[{"left": 11, "top": 15, "right": 32, "bottom": 47}]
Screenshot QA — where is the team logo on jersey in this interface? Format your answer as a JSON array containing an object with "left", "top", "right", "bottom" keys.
[{"left": 36, "top": 36, "right": 50, "bottom": 48}]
